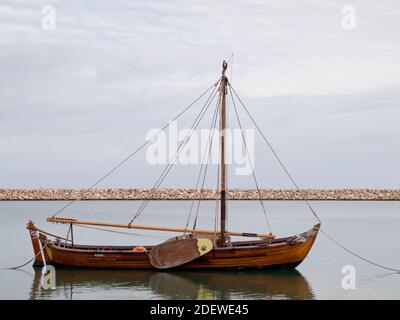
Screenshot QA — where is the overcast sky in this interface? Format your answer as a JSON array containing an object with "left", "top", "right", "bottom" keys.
[{"left": 1, "top": 0, "right": 399, "bottom": 189}]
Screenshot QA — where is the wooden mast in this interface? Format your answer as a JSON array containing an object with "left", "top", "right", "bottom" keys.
[{"left": 219, "top": 60, "right": 228, "bottom": 246}]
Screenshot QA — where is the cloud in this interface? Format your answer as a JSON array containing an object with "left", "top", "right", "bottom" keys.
[{"left": 0, "top": 0, "right": 399, "bottom": 188}]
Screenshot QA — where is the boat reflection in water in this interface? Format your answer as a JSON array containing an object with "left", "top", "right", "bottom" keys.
[{"left": 30, "top": 268, "right": 314, "bottom": 300}]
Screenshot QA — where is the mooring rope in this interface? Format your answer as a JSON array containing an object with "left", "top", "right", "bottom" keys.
[
  {"left": 320, "top": 229, "right": 400, "bottom": 273},
  {"left": 0, "top": 242, "right": 49, "bottom": 270}
]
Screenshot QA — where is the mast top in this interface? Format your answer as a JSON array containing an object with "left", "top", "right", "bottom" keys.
[{"left": 222, "top": 60, "right": 228, "bottom": 77}]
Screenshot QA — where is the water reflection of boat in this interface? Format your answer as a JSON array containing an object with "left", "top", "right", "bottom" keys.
[{"left": 30, "top": 268, "right": 314, "bottom": 300}]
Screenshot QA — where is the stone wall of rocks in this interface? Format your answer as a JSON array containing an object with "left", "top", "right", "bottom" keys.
[{"left": 0, "top": 188, "right": 399, "bottom": 200}]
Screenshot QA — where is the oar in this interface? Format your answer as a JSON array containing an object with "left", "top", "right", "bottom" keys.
[{"left": 149, "top": 238, "right": 213, "bottom": 269}]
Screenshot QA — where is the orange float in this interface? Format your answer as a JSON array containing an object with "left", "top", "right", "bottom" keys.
[{"left": 132, "top": 246, "right": 147, "bottom": 252}]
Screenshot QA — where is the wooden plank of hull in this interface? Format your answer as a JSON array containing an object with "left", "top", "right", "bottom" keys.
[{"left": 30, "top": 224, "right": 320, "bottom": 270}]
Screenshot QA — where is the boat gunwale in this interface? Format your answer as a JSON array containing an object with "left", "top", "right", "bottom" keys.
[
  {"left": 44, "top": 240, "right": 289, "bottom": 254},
  {"left": 37, "top": 224, "right": 319, "bottom": 254}
]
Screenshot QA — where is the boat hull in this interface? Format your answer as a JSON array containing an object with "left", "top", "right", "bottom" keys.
[{"left": 28, "top": 223, "right": 319, "bottom": 270}]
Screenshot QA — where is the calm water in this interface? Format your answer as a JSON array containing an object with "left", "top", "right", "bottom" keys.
[{"left": 0, "top": 200, "right": 399, "bottom": 300}]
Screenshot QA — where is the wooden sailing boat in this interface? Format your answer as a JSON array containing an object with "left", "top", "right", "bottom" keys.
[{"left": 27, "top": 61, "right": 320, "bottom": 270}]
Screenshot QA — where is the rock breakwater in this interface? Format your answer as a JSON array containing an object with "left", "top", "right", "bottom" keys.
[{"left": 1, "top": 188, "right": 399, "bottom": 200}]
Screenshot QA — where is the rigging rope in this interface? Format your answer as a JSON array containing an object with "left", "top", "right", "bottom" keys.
[
  {"left": 75, "top": 224, "right": 170, "bottom": 240},
  {"left": 229, "top": 83, "right": 321, "bottom": 224},
  {"left": 228, "top": 85, "right": 273, "bottom": 234},
  {"left": 228, "top": 83, "right": 400, "bottom": 273},
  {"left": 184, "top": 95, "right": 220, "bottom": 231},
  {"left": 50, "top": 80, "right": 219, "bottom": 219},
  {"left": 129, "top": 80, "right": 221, "bottom": 224},
  {"left": 192, "top": 95, "right": 221, "bottom": 230}
]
